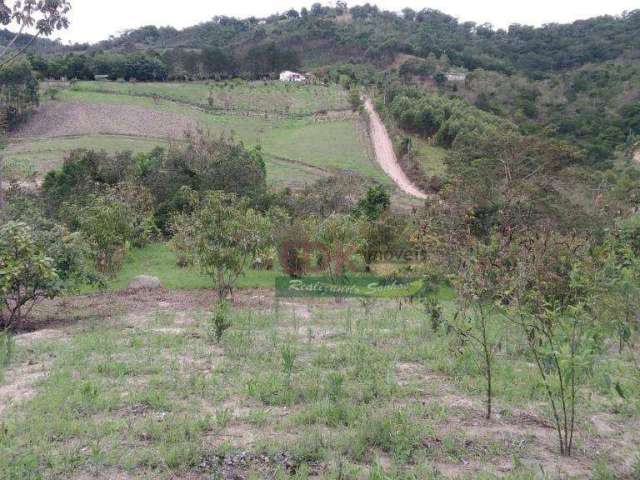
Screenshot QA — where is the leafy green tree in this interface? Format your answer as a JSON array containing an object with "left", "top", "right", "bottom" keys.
[
  {"left": 73, "top": 194, "right": 136, "bottom": 273},
  {"left": 170, "top": 191, "right": 271, "bottom": 299},
  {"left": 0, "top": 0, "right": 70, "bottom": 69},
  {"left": 242, "top": 42, "right": 300, "bottom": 79},
  {"left": 64, "top": 53, "right": 95, "bottom": 80},
  {"left": 201, "top": 47, "right": 236, "bottom": 78},
  {"left": 0, "top": 0, "right": 70, "bottom": 216},
  {"left": 597, "top": 217, "right": 640, "bottom": 351},
  {"left": 353, "top": 185, "right": 390, "bottom": 221},
  {"left": 0, "top": 59, "right": 39, "bottom": 126},
  {"left": 149, "top": 134, "right": 267, "bottom": 231},
  {"left": 123, "top": 53, "right": 168, "bottom": 81},
  {"left": 357, "top": 213, "right": 409, "bottom": 272},
  {"left": 0, "top": 222, "right": 60, "bottom": 330}
]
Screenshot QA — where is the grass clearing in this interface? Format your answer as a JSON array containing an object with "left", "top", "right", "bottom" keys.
[
  {"left": 71, "top": 80, "right": 351, "bottom": 115},
  {"left": 106, "top": 243, "right": 278, "bottom": 291},
  {"left": 1, "top": 292, "right": 637, "bottom": 479},
  {"left": 412, "top": 137, "right": 447, "bottom": 177}
]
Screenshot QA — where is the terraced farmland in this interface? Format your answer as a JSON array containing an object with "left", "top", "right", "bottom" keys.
[{"left": 5, "top": 81, "right": 385, "bottom": 189}]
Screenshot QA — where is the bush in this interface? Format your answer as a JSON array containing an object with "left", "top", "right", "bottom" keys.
[
  {"left": 170, "top": 191, "right": 272, "bottom": 299},
  {"left": 0, "top": 222, "right": 60, "bottom": 330},
  {"left": 72, "top": 192, "right": 153, "bottom": 274},
  {"left": 208, "top": 301, "right": 232, "bottom": 343},
  {"left": 145, "top": 134, "right": 267, "bottom": 232}
]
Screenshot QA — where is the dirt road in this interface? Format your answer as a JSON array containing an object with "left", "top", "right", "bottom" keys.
[{"left": 363, "top": 98, "right": 428, "bottom": 200}]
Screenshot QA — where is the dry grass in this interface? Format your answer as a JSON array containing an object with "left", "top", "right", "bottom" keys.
[{"left": 0, "top": 289, "right": 638, "bottom": 479}]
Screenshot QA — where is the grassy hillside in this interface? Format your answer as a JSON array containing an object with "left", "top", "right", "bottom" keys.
[
  {"left": 71, "top": 80, "right": 351, "bottom": 115},
  {"left": 6, "top": 81, "right": 386, "bottom": 188}
]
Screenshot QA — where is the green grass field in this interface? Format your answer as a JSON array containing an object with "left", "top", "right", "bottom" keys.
[
  {"left": 107, "top": 243, "right": 278, "bottom": 291},
  {"left": 412, "top": 138, "right": 447, "bottom": 177},
  {"left": 5, "top": 81, "right": 383, "bottom": 189},
  {"left": 71, "top": 80, "right": 351, "bottom": 115},
  {"left": 3, "top": 135, "right": 164, "bottom": 177}
]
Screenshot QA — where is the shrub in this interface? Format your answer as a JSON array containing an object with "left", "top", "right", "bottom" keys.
[
  {"left": 170, "top": 191, "right": 271, "bottom": 299},
  {"left": 72, "top": 194, "right": 138, "bottom": 273},
  {"left": 208, "top": 301, "right": 231, "bottom": 343},
  {"left": 145, "top": 134, "right": 267, "bottom": 232},
  {"left": 0, "top": 222, "right": 60, "bottom": 330}
]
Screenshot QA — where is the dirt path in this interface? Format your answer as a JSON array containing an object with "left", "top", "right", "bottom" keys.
[
  {"left": 634, "top": 148, "right": 640, "bottom": 165},
  {"left": 363, "top": 98, "right": 428, "bottom": 199}
]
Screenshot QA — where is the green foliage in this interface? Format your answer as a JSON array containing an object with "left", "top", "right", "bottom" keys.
[
  {"left": 72, "top": 192, "right": 153, "bottom": 274},
  {"left": 150, "top": 133, "right": 267, "bottom": 232},
  {"left": 0, "top": 60, "right": 39, "bottom": 128},
  {"left": 0, "top": 222, "right": 60, "bottom": 330},
  {"left": 508, "top": 231, "right": 598, "bottom": 456},
  {"left": 387, "top": 86, "right": 514, "bottom": 147},
  {"left": 357, "top": 213, "right": 410, "bottom": 270},
  {"left": 42, "top": 133, "right": 267, "bottom": 236},
  {"left": 170, "top": 191, "right": 272, "bottom": 298},
  {"left": 243, "top": 42, "right": 300, "bottom": 79},
  {"left": 348, "top": 86, "right": 363, "bottom": 111},
  {"left": 451, "top": 233, "right": 505, "bottom": 419},
  {"left": 317, "top": 213, "right": 364, "bottom": 278},
  {"left": 353, "top": 185, "right": 390, "bottom": 221},
  {"left": 43, "top": 149, "right": 139, "bottom": 211},
  {"left": 30, "top": 51, "right": 168, "bottom": 82},
  {"left": 208, "top": 300, "right": 232, "bottom": 343}
]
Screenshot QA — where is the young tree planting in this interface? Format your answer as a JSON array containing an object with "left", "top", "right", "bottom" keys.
[
  {"left": 450, "top": 232, "right": 507, "bottom": 419},
  {"left": 508, "top": 229, "right": 597, "bottom": 456},
  {"left": 171, "top": 191, "right": 271, "bottom": 299}
]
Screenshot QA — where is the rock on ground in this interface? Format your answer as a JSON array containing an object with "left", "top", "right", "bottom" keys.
[{"left": 128, "top": 275, "right": 162, "bottom": 291}]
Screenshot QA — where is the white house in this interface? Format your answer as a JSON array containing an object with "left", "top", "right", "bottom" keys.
[
  {"left": 279, "top": 71, "right": 306, "bottom": 82},
  {"left": 445, "top": 72, "right": 467, "bottom": 82}
]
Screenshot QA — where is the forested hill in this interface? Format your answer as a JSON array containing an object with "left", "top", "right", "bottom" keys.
[
  {"left": 9, "top": 4, "right": 640, "bottom": 166},
  {"left": 91, "top": 6, "right": 640, "bottom": 78},
  {"left": 0, "top": 29, "right": 62, "bottom": 53}
]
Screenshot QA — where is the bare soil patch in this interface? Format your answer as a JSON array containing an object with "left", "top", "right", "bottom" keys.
[
  {"left": 363, "top": 98, "right": 428, "bottom": 199},
  {"left": 0, "top": 362, "right": 49, "bottom": 416},
  {"left": 11, "top": 101, "right": 198, "bottom": 140}
]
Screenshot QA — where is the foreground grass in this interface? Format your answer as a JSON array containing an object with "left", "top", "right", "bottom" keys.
[{"left": 0, "top": 291, "right": 638, "bottom": 479}]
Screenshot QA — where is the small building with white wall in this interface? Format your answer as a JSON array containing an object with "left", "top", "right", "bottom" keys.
[{"left": 279, "top": 71, "right": 306, "bottom": 82}]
